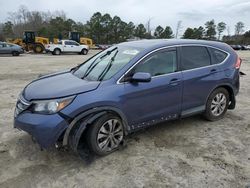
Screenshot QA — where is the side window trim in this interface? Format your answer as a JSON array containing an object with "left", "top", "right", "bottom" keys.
[{"left": 117, "top": 44, "right": 230, "bottom": 84}]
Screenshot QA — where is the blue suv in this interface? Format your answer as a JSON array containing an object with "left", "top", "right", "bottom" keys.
[{"left": 14, "top": 39, "right": 241, "bottom": 156}]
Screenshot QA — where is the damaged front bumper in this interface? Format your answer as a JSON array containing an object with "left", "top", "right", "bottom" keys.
[{"left": 14, "top": 112, "right": 69, "bottom": 149}]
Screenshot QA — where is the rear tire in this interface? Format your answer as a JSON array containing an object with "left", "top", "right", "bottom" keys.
[
  {"left": 53, "top": 48, "right": 61, "bottom": 55},
  {"left": 204, "top": 88, "right": 229, "bottom": 121},
  {"left": 87, "top": 114, "right": 124, "bottom": 156},
  {"left": 81, "top": 49, "right": 88, "bottom": 55}
]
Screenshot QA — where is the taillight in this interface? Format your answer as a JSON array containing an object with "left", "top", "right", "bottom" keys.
[{"left": 235, "top": 56, "right": 242, "bottom": 69}]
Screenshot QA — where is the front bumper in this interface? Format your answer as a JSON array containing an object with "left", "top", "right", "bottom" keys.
[
  {"left": 14, "top": 112, "right": 69, "bottom": 148},
  {"left": 45, "top": 49, "right": 51, "bottom": 53}
]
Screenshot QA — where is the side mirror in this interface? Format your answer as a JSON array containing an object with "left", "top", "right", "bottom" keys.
[{"left": 131, "top": 72, "right": 151, "bottom": 83}]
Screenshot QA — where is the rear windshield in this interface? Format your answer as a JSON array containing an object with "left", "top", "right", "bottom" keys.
[{"left": 73, "top": 46, "right": 142, "bottom": 81}]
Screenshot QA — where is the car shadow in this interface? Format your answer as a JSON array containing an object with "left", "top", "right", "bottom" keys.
[{"left": 10, "top": 114, "right": 205, "bottom": 165}]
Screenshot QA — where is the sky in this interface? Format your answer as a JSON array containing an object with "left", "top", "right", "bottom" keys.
[{"left": 1, "top": 0, "right": 250, "bottom": 36}]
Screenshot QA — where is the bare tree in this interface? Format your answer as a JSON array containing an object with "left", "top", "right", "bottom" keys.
[
  {"left": 145, "top": 17, "right": 153, "bottom": 37},
  {"left": 217, "top": 22, "right": 226, "bottom": 40},
  {"left": 227, "top": 26, "right": 231, "bottom": 36},
  {"left": 175, "top": 20, "right": 182, "bottom": 38},
  {"left": 235, "top": 21, "right": 244, "bottom": 35}
]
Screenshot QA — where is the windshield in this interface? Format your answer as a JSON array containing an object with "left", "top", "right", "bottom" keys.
[{"left": 73, "top": 46, "right": 142, "bottom": 81}]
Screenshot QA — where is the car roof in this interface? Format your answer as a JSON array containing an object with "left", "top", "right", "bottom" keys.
[{"left": 119, "top": 39, "right": 231, "bottom": 51}]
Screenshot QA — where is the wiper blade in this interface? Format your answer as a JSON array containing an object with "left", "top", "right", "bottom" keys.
[
  {"left": 98, "top": 49, "right": 119, "bottom": 81},
  {"left": 82, "top": 47, "right": 118, "bottom": 79}
]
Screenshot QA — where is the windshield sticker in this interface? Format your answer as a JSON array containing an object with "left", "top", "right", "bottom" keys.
[{"left": 122, "top": 49, "right": 139, "bottom": 55}]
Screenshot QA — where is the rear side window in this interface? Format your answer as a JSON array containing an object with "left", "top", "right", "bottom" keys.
[
  {"left": 181, "top": 46, "right": 211, "bottom": 70},
  {"left": 209, "top": 48, "right": 228, "bottom": 64}
]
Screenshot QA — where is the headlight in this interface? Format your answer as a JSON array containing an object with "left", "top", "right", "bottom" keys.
[{"left": 32, "top": 96, "right": 75, "bottom": 114}]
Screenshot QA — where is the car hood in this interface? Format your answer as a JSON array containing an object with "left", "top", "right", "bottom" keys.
[{"left": 23, "top": 71, "right": 100, "bottom": 101}]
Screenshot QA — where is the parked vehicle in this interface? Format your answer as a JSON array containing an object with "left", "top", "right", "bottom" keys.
[
  {"left": 244, "top": 45, "right": 250, "bottom": 50},
  {"left": 14, "top": 39, "right": 241, "bottom": 156},
  {"left": 230, "top": 45, "right": 242, "bottom": 50},
  {"left": 45, "top": 40, "right": 89, "bottom": 55},
  {"left": 0, "top": 42, "right": 24, "bottom": 56},
  {"left": 69, "top": 32, "right": 95, "bottom": 49},
  {"left": 7, "top": 31, "right": 50, "bottom": 53}
]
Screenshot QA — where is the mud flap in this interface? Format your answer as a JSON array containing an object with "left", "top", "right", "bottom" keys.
[{"left": 228, "top": 93, "right": 236, "bottom": 109}]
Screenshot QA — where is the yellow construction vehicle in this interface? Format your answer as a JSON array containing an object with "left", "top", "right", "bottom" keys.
[
  {"left": 69, "top": 32, "right": 95, "bottom": 48},
  {"left": 8, "top": 31, "right": 49, "bottom": 53}
]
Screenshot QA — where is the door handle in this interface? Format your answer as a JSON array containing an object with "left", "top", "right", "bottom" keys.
[
  {"left": 169, "top": 78, "right": 180, "bottom": 86},
  {"left": 210, "top": 69, "right": 217, "bottom": 73}
]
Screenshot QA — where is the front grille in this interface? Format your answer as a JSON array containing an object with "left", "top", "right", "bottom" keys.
[{"left": 15, "top": 95, "right": 31, "bottom": 117}]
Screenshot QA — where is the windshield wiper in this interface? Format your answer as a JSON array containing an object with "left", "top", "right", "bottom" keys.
[
  {"left": 98, "top": 49, "right": 119, "bottom": 81},
  {"left": 82, "top": 47, "right": 118, "bottom": 79}
]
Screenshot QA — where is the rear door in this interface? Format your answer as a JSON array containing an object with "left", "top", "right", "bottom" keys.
[
  {"left": 120, "top": 48, "right": 182, "bottom": 127},
  {"left": 180, "top": 45, "right": 220, "bottom": 116},
  {"left": 71, "top": 41, "right": 81, "bottom": 52}
]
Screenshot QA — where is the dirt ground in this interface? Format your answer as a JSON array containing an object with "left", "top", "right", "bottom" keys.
[{"left": 0, "top": 50, "right": 249, "bottom": 188}]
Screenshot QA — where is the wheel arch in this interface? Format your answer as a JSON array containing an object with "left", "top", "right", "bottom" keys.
[
  {"left": 207, "top": 84, "right": 236, "bottom": 110},
  {"left": 54, "top": 47, "right": 61, "bottom": 52},
  {"left": 62, "top": 106, "right": 129, "bottom": 152}
]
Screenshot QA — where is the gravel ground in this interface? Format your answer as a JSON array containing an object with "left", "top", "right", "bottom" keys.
[{"left": 0, "top": 51, "right": 249, "bottom": 188}]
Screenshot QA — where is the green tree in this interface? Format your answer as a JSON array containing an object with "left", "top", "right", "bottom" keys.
[
  {"left": 217, "top": 22, "right": 226, "bottom": 40},
  {"left": 3, "top": 21, "right": 14, "bottom": 38},
  {"left": 86, "top": 12, "right": 103, "bottom": 43},
  {"left": 125, "top": 22, "right": 135, "bottom": 39},
  {"left": 193, "top": 26, "right": 204, "bottom": 39},
  {"left": 183, "top": 26, "right": 204, "bottom": 39},
  {"left": 163, "top": 26, "right": 174, "bottom": 38},
  {"left": 134, "top": 24, "right": 147, "bottom": 39},
  {"left": 205, "top": 20, "right": 216, "bottom": 40},
  {"left": 183, "top": 28, "right": 194, "bottom": 39},
  {"left": 154, "top": 25, "right": 164, "bottom": 38},
  {"left": 111, "top": 16, "right": 123, "bottom": 43}
]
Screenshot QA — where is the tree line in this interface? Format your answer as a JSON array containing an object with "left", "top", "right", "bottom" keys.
[{"left": 0, "top": 5, "right": 249, "bottom": 45}]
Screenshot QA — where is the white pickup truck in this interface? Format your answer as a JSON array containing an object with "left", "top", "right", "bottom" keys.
[{"left": 45, "top": 40, "right": 89, "bottom": 55}]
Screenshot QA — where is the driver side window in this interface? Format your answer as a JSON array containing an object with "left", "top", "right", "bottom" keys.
[{"left": 133, "top": 49, "right": 177, "bottom": 77}]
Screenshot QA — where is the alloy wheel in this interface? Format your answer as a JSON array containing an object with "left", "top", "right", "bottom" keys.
[
  {"left": 97, "top": 119, "right": 123, "bottom": 152},
  {"left": 210, "top": 93, "right": 227, "bottom": 116}
]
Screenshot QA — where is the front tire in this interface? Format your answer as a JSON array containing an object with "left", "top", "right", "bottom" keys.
[
  {"left": 87, "top": 114, "right": 124, "bottom": 156},
  {"left": 33, "top": 44, "right": 44, "bottom": 53},
  {"left": 81, "top": 49, "right": 88, "bottom": 55},
  {"left": 204, "top": 88, "right": 229, "bottom": 121},
  {"left": 53, "top": 48, "right": 61, "bottom": 55}
]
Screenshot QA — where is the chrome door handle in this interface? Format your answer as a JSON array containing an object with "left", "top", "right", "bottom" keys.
[{"left": 169, "top": 78, "right": 180, "bottom": 86}]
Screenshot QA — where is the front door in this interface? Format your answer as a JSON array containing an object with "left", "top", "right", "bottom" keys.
[
  {"left": 120, "top": 48, "right": 182, "bottom": 128},
  {"left": 64, "top": 41, "right": 75, "bottom": 52},
  {"left": 0, "top": 43, "right": 8, "bottom": 54}
]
